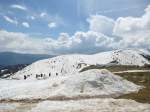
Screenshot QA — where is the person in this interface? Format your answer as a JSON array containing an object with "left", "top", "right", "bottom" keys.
[
  {"left": 36, "top": 74, "right": 38, "bottom": 78},
  {"left": 49, "top": 73, "right": 51, "bottom": 77},
  {"left": 24, "top": 75, "right": 27, "bottom": 80}
]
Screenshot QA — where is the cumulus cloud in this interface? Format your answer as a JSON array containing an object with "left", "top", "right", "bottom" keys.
[
  {"left": 0, "top": 29, "right": 114, "bottom": 54},
  {"left": 0, "top": 30, "right": 46, "bottom": 54},
  {"left": 113, "top": 4, "right": 150, "bottom": 49},
  {"left": 1, "top": 4, "right": 150, "bottom": 54},
  {"left": 45, "top": 4, "right": 150, "bottom": 54},
  {"left": 87, "top": 15, "right": 115, "bottom": 35},
  {"left": 10, "top": 4, "right": 27, "bottom": 11},
  {"left": 114, "top": 5, "right": 150, "bottom": 35},
  {"left": 22, "top": 22, "right": 30, "bottom": 28},
  {"left": 48, "top": 22, "right": 57, "bottom": 28},
  {"left": 43, "top": 31, "right": 114, "bottom": 54},
  {"left": 30, "top": 16, "right": 35, "bottom": 20},
  {"left": 3, "top": 16, "right": 18, "bottom": 25},
  {"left": 40, "top": 12, "right": 47, "bottom": 18}
]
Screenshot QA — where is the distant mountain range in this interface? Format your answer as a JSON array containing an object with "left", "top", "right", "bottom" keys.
[{"left": 0, "top": 52, "right": 55, "bottom": 66}]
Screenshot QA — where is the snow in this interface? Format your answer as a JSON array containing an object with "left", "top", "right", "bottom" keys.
[
  {"left": 0, "top": 69, "right": 141, "bottom": 101},
  {"left": 0, "top": 69, "right": 8, "bottom": 73},
  {"left": 11, "top": 49, "right": 150, "bottom": 80},
  {"left": 1, "top": 98, "right": 149, "bottom": 112},
  {"left": 0, "top": 99, "right": 150, "bottom": 112},
  {"left": 93, "top": 49, "right": 149, "bottom": 65},
  {"left": 138, "top": 49, "right": 150, "bottom": 56},
  {"left": 28, "top": 98, "right": 150, "bottom": 112},
  {"left": 0, "top": 49, "right": 149, "bottom": 111},
  {"left": 0, "top": 103, "right": 20, "bottom": 111}
]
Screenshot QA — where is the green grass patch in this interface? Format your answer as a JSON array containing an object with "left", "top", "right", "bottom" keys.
[
  {"left": 80, "top": 65, "right": 150, "bottom": 72},
  {"left": 115, "top": 72, "right": 150, "bottom": 103}
]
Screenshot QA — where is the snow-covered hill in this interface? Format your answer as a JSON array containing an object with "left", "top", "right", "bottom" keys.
[
  {"left": 28, "top": 99, "right": 150, "bottom": 112},
  {"left": 0, "top": 50, "right": 148, "bottom": 111},
  {"left": 11, "top": 49, "right": 150, "bottom": 80},
  {"left": 0, "top": 69, "right": 141, "bottom": 101},
  {"left": 1, "top": 98, "right": 150, "bottom": 112}
]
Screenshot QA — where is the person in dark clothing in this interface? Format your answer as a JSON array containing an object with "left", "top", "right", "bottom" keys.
[
  {"left": 24, "top": 75, "right": 27, "bottom": 80},
  {"left": 36, "top": 74, "right": 38, "bottom": 78},
  {"left": 56, "top": 73, "right": 58, "bottom": 76}
]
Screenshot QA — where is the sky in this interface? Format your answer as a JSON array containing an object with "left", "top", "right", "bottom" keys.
[{"left": 0, "top": 0, "right": 150, "bottom": 54}]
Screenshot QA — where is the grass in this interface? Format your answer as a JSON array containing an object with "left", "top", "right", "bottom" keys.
[
  {"left": 115, "top": 72, "right": 150, "bottom": 103},
  {"left": 80, "top": 65, "right": 150, "bottom": 72}
]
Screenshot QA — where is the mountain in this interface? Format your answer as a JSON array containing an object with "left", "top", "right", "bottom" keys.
[
  {"left": 0, "top": 49, "right": 149, "bottom": 112},
  {"left": 0, "top": 65, "right": 3, "bottom": 69},
  {"left": 0, "top": 69, "right": 141, "bottom": 101},
  {"left": 11, "top": 49, "right": 150, "bottom": 80},
  {"left": 0, "top": 64, "right": 29, "bottom": 78},
  {"left": 0, "top": 52, "right": 55, "bottom": 66}
]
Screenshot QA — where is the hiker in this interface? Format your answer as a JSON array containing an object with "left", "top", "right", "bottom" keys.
[
  {"left": 24, "top": 75, "right": 27, "bottom": 80},
  {"left": 43, "top": 74, "right": 45, "bottom": 77},
  {"left": 36, "top": 74, "right": 38, "bottom": 78},
  {"left": 49, "top": 73, "right": 51, "bottom": 77},
  {"left": 36, "top": 74, "right": 41, "bottom": 78},
  {"left": 56, "top": 73, "right": 58, "bottom": 76}
]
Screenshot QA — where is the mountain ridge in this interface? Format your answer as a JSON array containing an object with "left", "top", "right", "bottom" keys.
[
  {"left": 11, "top": 49, "right": 150, "bottom": 80},
  {"left": 0, "top": 52, "right": 55, "bottom": 66}
]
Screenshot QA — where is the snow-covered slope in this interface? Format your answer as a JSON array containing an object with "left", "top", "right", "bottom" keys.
[
  {"left": 11, "top": 49, "right": 150, "bottom": 80},
  {"left": 93, "top": 49, "right": 150, "bottom": 65},
  {"left": 0, "top": 69, "right": 141, "bottom": 101},
  {"left": 28, "top": 99, "right": 150, "bottom": 112},
  {"left": 1, "top": 98, "right": 150, "bottom": 112}
]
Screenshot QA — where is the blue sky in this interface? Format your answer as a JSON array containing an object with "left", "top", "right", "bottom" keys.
[
  {"left": 0, "top": 0, "right": 149, "bottom": 38},
  {"left": 0, "top": 0, "right": 150, "bottom": 54}
]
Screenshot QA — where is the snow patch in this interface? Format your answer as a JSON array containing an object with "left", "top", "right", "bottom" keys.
[
  {"left": 29, "top": 98, "right": 150, "bottom": 112},
  {"left": 0, "top": 69, "right": 141, "bottom": 101}
]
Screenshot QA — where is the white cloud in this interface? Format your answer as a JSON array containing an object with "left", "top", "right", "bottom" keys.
[
  {"left": 30, "top": 16, "right": 35, "bottom": 20},
  {"left": 10, "top": 4, "right": 27, "bottom": 11},
  {"left": 43, "top": 31, "right": 114, "bottom": 54},
  {"left": 46, "top": 4, "right": 150, "bottom": 54},
  {"left": 1, "top": 5, "right": 150, "bottom": 54},
  {"left": 48, "top": 22, "right": 57, "bottom": 28},
  {"left": 87, "top": 15, "right": 115, "bottom": 35},
  {"left": 22, "top": 22, "right": 30, "bottom": 28},
  {"left": 0, "top": 29, "right": 114, "bottom": 54},
  {"left": 113, "top": 5, "right": 150, "bottom": 36},
  {"left": 0, "top": 30, "right": 46, "bottom": 54},
  {"left": 98, "top": 6, "right": 140, "bottom": 14},
  {"left": 40, "top": 12, "right": 47, "bottom": 18},
  {"left": 113, "top": 4, "right": 150, "bottom": 49},
  {"left": 40, "top": 13, "right": 64, "bottom": 27},
  {"left": 3, "top": 16, "right": 18, "bottom": 25}
]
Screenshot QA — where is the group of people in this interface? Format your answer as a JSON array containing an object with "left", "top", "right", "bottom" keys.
[{"left": 23, "top": 72, "right": 59, "bottom": 80}]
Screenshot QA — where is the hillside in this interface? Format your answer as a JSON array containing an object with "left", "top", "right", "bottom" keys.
[
  {"left": 11, "top": 49, "right": 150, "bottom": 80},
  {"left": 0, "top": 69, "right": 141, "bottom": 101},
  {"left": 0, "top": 49, "right": 149, "bottom": 112}
]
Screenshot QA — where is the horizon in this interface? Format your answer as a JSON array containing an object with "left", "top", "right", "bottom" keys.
[
  {"left": 0, "top": 47, "right": 150, "bottom": 55},
  {"left": 0, "top": 0, "right": 150, "bottom": 55}
]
